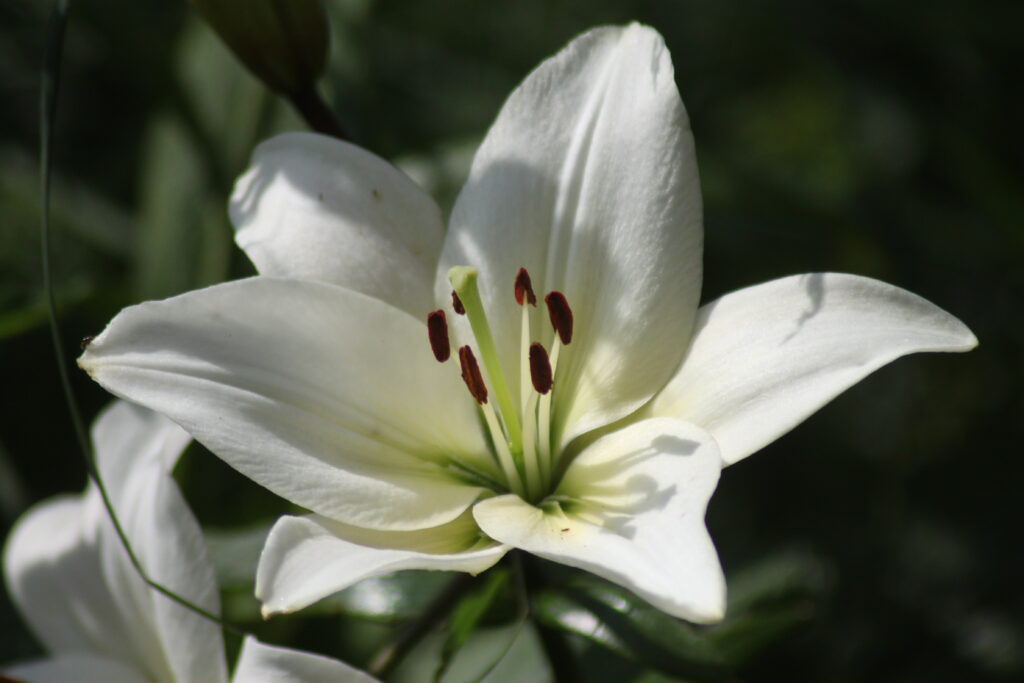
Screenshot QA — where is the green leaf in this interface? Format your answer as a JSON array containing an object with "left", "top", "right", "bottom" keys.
[
  {"left": 134, "top": 16, "right": 280, "bottom": 301},
  {"left": 708, "top": 550, "right": 827, "bottom": 664},
  {"left": 533, "top": 575, "right": 732, "bottom": 682},
  {"left": 333, "top": 572, "right": 452, "bottom": 621},
  {"left": 435, "top": 567, "right": 510, "bottom": 682},
  {"left": 391, "top": 622, "right": 551, "bottom": 683}
]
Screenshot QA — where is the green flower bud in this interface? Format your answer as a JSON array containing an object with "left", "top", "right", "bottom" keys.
[{"left": 190, "top": 0, "right": 329, "bottom": 95}]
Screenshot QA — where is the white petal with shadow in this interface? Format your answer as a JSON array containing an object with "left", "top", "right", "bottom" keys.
[
  {"left": 105, "top": 458, "right": 228, "bottom": 683},
  {"left": 438, "top": 24, "right": 703, "bottom": 447},
  {"left": 231, "top": 132, "right": 445, "bottom": 316},
  {"left": 90, "top": 399, "right": 191, "bottom": 497},
  {"left": 651, "top": 273, "right": 979, "bottom": 465},
  {"left": 232, "top": 636, "right": 378, "bottom": 682},
  {"left": 474, "top": 418, "right": 725, "bottom": 622},
  {"left": 256, "top": 510, "right": 507, "bottom": 617},
  {"left": 3, "top": 496, "right": 129, "bottom": 661},
  {"left": 4, "top": 653, "right": 150, "bottom": 683}
]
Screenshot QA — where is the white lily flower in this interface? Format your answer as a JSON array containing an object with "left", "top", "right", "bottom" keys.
[
  {"left": 2, "top": 400, "right": 375, "bottom": 683},
  {"left": 77, "top": 24, "right": 976, "bottom": 624}
]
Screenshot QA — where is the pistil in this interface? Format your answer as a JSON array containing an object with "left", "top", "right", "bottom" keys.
[{"left": 448, "top": 266, "right": 523, "bottom": 453}]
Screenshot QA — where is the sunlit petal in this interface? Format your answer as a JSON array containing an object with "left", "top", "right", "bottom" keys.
[
  {"left": 651, "top": 273, "right": 978, "bottom": 465},
  {"left": 80, "top": 278, "right": 493, "bottom": 530}
]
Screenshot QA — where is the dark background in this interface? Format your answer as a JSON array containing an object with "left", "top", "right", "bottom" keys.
[{"left": 1, "top": 1, "right": 1020, "bottom": 680}]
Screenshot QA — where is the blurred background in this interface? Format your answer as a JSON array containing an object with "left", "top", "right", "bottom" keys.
[{"left": 1, "top": 0, "right": 1020, "bottom": 680}]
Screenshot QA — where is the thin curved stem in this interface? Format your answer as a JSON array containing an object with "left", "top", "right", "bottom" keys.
[{"left": 39, "top": 0, "right": 244, "bottom": 638}]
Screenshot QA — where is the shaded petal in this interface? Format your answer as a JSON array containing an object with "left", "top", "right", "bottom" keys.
[
  {"left": 3, "top": 496, "right": 126, "bottom": 658},
  {"left": 439, "top": 24, "right": 703, "bottom": 446},
  {"left": 650, "top": 273, "right": 979, "bottom": 465},
  {"left": 5, "top": 653, "right": 149, "bottom": 683},
  {"left": 79, "top": 277, "right": 492, "bottom": 530},
  {"left": 256, "top": 511, "right": 507, "bottom": 617},
  {"left": 105, "top": 458, "right": 228, "bottom": 683},
  {"left": 3, "top": 461, "right": 228, "bottom": 682},
  {"left": 232, "top": 636, "right": 378, "bottom": 683},
  {"left": 91, "top": 399, "right": 191, "bottom": 495},
  {"left": 474, "top": 418, "right": 725, "bottom": 623},
  {"left": 230, "top": 132, "right": 445, "bottom": 316}
]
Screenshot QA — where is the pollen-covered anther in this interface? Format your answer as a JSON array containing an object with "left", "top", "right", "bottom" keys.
[
  {"left": 426, "top": 310, "right": 450, "bottom": 362},
  {"left": 529, "top": 342, "right": 553, "bottom": 394},
  {"left": 514, "top": 267, "right": 537, "bottom": 306},
  {"left": 544, "top": 291, "right": 574, "bottom": 345},
  {"left": 458, "top": 345, "right": 488, "bottom": 404},
  {"left": 451, "top": 290, "right": 466, "bottom": 315}
]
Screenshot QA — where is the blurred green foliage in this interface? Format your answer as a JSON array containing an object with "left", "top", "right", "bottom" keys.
[{"left": 1, "top": 0, "right": 1021, "bottom": 680}]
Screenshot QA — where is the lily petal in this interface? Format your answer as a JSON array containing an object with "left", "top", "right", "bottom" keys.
[
  {"left": 474, "top": 418, "right": 725, "bottom": 623},
  {"left": 232, "top": 636, "right": 378, "bottom": 683},
  {"left": 90, "top": 399, "right": 191, "bottom": 495},
  {"left": 230, "top": 132, "right": 445, "bottom": 316},
  {"left": 4, "top": 653, "right": 150, "bottom": 683},
  {"left": 3, "top": 496, "right": 130, "bottom": 660},
  {"left": 651, "top": 273, "right": 979, "bottom": 465},
  {"left": 439, "top": 24, "right": 703, "bottom": 445},
  {"left": 3, "top": 410, "right": 227, "bottom": 683},
  {"left": 105, "top": 458, "right": 228, "bottom": 683},
  {"left": 256, "top": 511, "right": 507, "bottom": 617},
  {"left": 79, "top": 277, "right": 492, "bottom": 531}
]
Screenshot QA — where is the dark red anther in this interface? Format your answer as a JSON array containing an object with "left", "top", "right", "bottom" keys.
[
  {"left": 514, "top": 267, "right": 537, "bottom": 306},
  {"left": 544, "top": 291, "right": 574, "bottom": 345},
  {"left": 451, "top": 290, "right": 466, "bottom": 315},
  {"left": 458, "top": 346, "right": 488, "bottom": 404},
  {"left": 426, "top": 310, "right": 450, "bottom": 362},
  {"left": 529, "top": 343, "right": 553, "bottom": 394}
]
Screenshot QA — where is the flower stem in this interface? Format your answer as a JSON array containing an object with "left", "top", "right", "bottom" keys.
[
  {"left": 367, "top": 573, "right": 478, "bottom": 679},
  {"left": 287, "top": 83, "right": 350, "bottom": 140},
  {"left": 522, "top": 555, "right": 582, "bottom": 683}
]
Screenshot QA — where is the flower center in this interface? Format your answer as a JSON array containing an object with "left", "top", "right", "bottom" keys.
[{"left": 426, "top": 266, "right": 573, "bottom": 502}]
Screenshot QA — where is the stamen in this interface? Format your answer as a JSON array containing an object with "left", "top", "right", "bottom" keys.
[
  {"left": 545, "top": 291, "right": 574, "bottom": 345},
  {"left": 520, "top": 391, "right": 542, "bottom": 500},
  {"left": 451, "top": 290, "right": 465, "bottom": 315},
  {"left": 426, "top": 310, "right": 450, "bottom": 362},
  {"left": 514, "top": 267, "right": 537, "bottom": 306},
  {"left": 458, "top": 346, "right": 488, "bottom": 405},
  {"left": 529, "top": 343, "right": 553, "bottom": 394},
  {"left": 537, "top": 336, "right": 562, "bottom": 485},
  {"left": 481, "top": 400, "right": 527, "bottom": 498}
]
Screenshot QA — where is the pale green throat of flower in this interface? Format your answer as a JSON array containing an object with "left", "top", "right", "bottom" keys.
[{"left": 427, "top": 265, "right": 573, "bottom": 503}]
